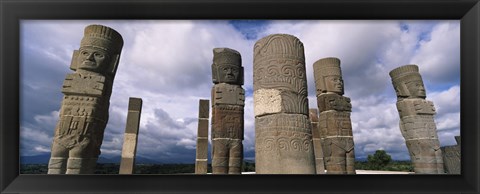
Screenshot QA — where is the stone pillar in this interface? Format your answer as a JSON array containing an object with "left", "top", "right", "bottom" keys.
[
  {"left": 195, "top": 99, "right": 209, "bottom": 174},
  {"left": 48, "top": 24, "right": 123, "bottom": 174},
  {"left": 313, "top": 57, "right": 355, "bottom": 174},
  {"left": 389, "top": 64, "right": 444, "bottom": 174},
  {"left": 211, "top": 48, "right": 245, "bottom": 174},
  {"left": 119, "top": 97, "right": 142, "bottom": 174},
  {"left": 309, "top": 109, "right": 326, "bottom": 174},
  {"left": 441, "top": 136, "right": 460, "bottom": 174},
  {"left": 253, "top": 34, "right": 315, "bottom": 174}
]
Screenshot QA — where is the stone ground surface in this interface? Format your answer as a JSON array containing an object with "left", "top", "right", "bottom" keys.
[{"left": 239, "top": 170, "right": 413, "bottom": 174}]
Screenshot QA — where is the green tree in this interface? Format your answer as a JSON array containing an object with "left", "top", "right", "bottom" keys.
[{"left": 367, "top": 150, "right": 392, "bottom": 170}]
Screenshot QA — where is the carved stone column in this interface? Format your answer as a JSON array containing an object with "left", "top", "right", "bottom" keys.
[
  {"left": 48, "top": 24, "right": 123, "bottom": 174},
  {"left": 389, "top": 64, "right": 444, "bottom": 174},
  {"left": 119, "top": 97, "right": 142, "bottom": 174},
  {"left": 211, "top": 48, "right": 245, "bottom": 174},
  {"left": 195, "top": 99, "right": 210, "bottom": 174},
  {"left": 313, "top": 57, "right": 355, "bottom": 174},
  {"left": 253, "top": 34, "right": 315, "bottom": 174}
]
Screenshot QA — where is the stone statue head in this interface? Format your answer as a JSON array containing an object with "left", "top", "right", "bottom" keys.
[
  {"left": 70, "top": 24, "right": 123, "bottom": 76},
  {"left": 389, "top": 64, "right": 426, "bottom": 99},
  {"left": 313, "top": 57, "right": 344, "bottom": 95},
  {"left": 212, "top": 48, "right": 243, "bottom": 85}
]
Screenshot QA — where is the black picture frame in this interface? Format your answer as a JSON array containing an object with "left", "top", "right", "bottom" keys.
[{"left": 1, "top": 0, "right": 478, "bottom": 193}]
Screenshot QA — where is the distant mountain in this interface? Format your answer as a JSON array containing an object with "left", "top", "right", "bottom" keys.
[
  {"left": 20, "top": 154, "right": 50, "bottom": 164},
  {"left": 21, "top": 153, "right": 162, "bottom": 164}
]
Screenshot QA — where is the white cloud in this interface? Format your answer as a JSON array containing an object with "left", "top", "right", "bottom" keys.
[{"left": 410, "top": 21, "right": 460, "bottom": 84}]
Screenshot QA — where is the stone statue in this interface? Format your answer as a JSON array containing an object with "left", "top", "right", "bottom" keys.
[
  {"left": 211, "top": 48, "right": 245, "bottom": 174},
  {"left": 313, "top": 57, "right": 356, "bottom": 174},
  {"left": 389, "top": 64, "right": 444, "bottom": 174},
  {"left": 48, "top": 24, "right": 123, "bottom": 174},
  {"left": 253, "top": 34, "right": 315, "bottom": 174}
]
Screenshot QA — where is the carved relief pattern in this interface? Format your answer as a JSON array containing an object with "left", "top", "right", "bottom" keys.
[
  {"left": 62, "top": 73, "right": 111, "bottom": 96},
  {"left": 442, "top": 146, "right": 460, "bottom": 174},
  {"left": 255, "top": 114, "right": 311, "bottom": 134},
  {"left": 256, "top": 130, "right": 313, "bottom": 153},
  {"left": 319, "top": 111, "right": 353, "bottom": 137},
  {"left": 55, "top": 92, "right": 108, "bottom": 150},
  {"left": 399, "top": 115, "right": 438, "bottom": 140},
  {"left": 212, "top": 84, "right": 245, "bottom": 106},
  {"left": 317, "top": 94, "right": 352, "bottom": 112},
  {"left": 253, "top": 34, "right": 307, "bottom": 94},
  {"left": 256, "top": 114, "right": 313, "bottom": 153},
  {"left": 211, "top": 106, "right": 244, "bottom": 139}
]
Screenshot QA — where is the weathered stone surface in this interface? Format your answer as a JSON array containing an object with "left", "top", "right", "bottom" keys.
[
  {"left": 195, "top": 160, "right": 208, "bottom": 174},
  {"left": 195, "top": 99, "right": 209, "bottom": 174},
  {"left": 441, "top": 138, "right": 460, "bottom": 174},
  {"left": 253, "top": 34, "right": 307, "bottom": 95},
  {"left": 211, "top": 139, "right": 243, "bottom": 174},
  {"left": 255, "top": 114, "right": 315, "bottom": 174},
  {"left": 198, "top": 99, "right": 210, "bottom": 119},
  {"left": 253, "top": 34, "right": 314, "bottom": 174},
  {"left": 316, "top": 93, "right": 352, "bottom": 112},
  {"left": 120, "top": 134, "right": 138, "bottom": 162},
  {"left": 254, "top": 89, "right": 309, "bottom": 116},
  {"left": 319, "top": 111, "right": 353, "bottom": 137},
  {"left": 390, "top": 64, "right": 444, "bottom": 174},
  {"left": 119, "top": 97, "right": 142, "bottom": 174},
  {"left": 313, "top": 57, "right": 344, "bottom": 96},
  {"left": 211, "top": 105, "right": 244, "bottom": 139},
  {"left": 212, "top": 83, "right": 245, "bottom": 106},
  {"left": 48, "top": 24, "right": 123, "bottom": 174},
  {"left": 211, "top": 48, "right": 244, "bottom": 174},
  {"left": 309, "top": 109, "right": 325, "bottom": 174},
  {"left": 212, "top": 48, "right": 243, "bottom": 85},
  {"left": 313, "top": 57, "right": 356, "bottom": 174}
]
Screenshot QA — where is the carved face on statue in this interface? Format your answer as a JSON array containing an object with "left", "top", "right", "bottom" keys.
[
  {"left": 324, "top": 75, "right": 344, "bottom": 94},
  {"left": 405, "top": 79, "right": 426, "bottom": 98},
  {"left": 219, "top": 64, "right": 240, "bottom": 84},
  {"left": 77, "top": 47, "right": 111, "bottom": 72}
]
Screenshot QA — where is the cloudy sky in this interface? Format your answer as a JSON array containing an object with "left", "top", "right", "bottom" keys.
[{"left": 20, "top": 20, "right": 460, "bottom": 163}]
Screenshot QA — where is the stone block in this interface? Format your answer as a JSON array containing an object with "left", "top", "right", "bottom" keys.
[
  {"left": 254, "top": 89, "right": 308, "bottom": 116},
  {"left": 198, "top": 99, "right": 209, "bottom": 118}
]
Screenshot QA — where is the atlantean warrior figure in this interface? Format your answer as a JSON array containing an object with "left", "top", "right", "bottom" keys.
[
  {"left": 389, "top": 64, "right": 444, "bottom": 174},
  {"left": 211, "top": 48, "right": 245, "bottom": 174},
  {"left": 48, "top": 25, "right": 123, "bottom": 174},
  {"left": 313, "top": 57, "right": 355, "bottom": 174}
]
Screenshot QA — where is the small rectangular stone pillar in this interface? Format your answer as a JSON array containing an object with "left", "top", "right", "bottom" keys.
[
  {"left": 195, "top": 99, "right": 210, "bottom": 174},
  {"left": 119, "top": 97, "right": 143, "bottom": 174},
  {"left": 309, "top": 109, "right": 326, "bottom": 174}
]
